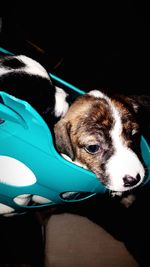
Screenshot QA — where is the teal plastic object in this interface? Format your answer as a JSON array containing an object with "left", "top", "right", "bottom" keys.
[
  {"left": 0, "top": 47, "right": 150, "bottom": 214},
  {"left": 0, "top": 91, "right": 105, "bottom": 211}
]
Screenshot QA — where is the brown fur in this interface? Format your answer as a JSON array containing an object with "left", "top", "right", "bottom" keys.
[
  {"left": 54, "top": 94, "right": 115, "bottom": 184},
  {"left": 111, "top": 99, "right": 139, "bottom": 145}
]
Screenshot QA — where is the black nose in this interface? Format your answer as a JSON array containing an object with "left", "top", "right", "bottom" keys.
[{"left": 123, "top": 174, "right": 141, "bottom": 187}]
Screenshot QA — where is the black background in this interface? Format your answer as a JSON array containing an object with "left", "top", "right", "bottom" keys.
[{"left": 1, "top": 1, "right": 150, "bottom": 93}]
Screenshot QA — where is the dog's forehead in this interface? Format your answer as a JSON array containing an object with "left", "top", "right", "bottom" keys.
[
  {"left": 65, "top": 94, "right": 114, "bottom": 129},
  {"left": 67, "top": 93, "right": 139, "bottom": 140},
  {"left": 65, "top": 92, "right": 136, "bottom": 128},
  {"left": 64, "top": 94, "right": 94, "bottom": 120},
  {"left": 88, "top": 92, "right": 136, "bottom": 122}
]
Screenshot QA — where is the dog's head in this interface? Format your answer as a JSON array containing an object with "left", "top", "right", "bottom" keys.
[{"left": 54, "top": 90, "right": 145, "bottom": 192}]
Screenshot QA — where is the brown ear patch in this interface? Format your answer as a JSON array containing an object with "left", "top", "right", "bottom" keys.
[{"left": 54, "top": 120, "right": 75, "bottom": 160}]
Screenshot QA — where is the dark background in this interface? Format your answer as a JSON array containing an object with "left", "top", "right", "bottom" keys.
[
  {"left": 0, "top": 2, "right": 150, "bottom": 266},
  {"left": 1, "top": 1, "right": 150, "bottom": 93}
]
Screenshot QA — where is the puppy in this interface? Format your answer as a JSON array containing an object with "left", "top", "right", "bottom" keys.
[
  {"left": 0, "top": 54, "right": 69, "bottom": 215},
  {"left": 54, "top": 89, "right": 149, "bottom": 206},
  {"left": 0, "top": 55, "right": 69, "bottom": 121}
]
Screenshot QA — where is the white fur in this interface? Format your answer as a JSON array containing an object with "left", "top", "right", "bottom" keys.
[
  {"left": 88, "top": 90, "right": 107, "bottom": 99},
  {"left": 61, "top": 153, "right": 88, "bottom": 169},
  {"left": 32, "top": 195, "right": 52, "bottom": 204},
  {"left": 54, "top": 87, "right": 69, "bottom": 117},
  {"left": 0, "top": 55, "right": 50, "bottom": 79},
  {"left": 0, "top": 156, "right": 37, "bottom": 186},
  {"left": 0, "top": 203, "right": 15, "bottom": 215},
  {"left": 106, "top": 103, "right": 145, "bottom": 191},
  {"left": 61, "top": 191, "right": 78, "bottom": 199},
  {"left": 14, "top": 194, "right": 31, "bottom": 205},
  {"left": 0, "top": 194, "right": 53, "bottom": 215},
  {"left": 0, "top": 156, "right": 38, "bottom": 215}
]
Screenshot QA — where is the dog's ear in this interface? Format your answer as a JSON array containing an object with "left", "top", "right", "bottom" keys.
[
  {"left": 125, "top": 97, "right": 139, "bottom": 113},
  {"left": 54, "top": 120, "right": 75, "bottom": 160},
  {"left": 123, "top": 95, "right": 150, "bottom": 114},
  {"left": 118, "top": 96, "right": 139, "bottom": 113}
]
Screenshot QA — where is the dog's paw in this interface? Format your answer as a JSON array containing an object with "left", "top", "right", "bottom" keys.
[
  {"left": 54, "top": 87, "right": 69, "bottom": 118},
  {"left": 120, "top": 194, "right": 136, "bottom": 208}
]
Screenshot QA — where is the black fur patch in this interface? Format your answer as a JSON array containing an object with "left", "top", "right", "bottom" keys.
[{"left": 2, "top": 57, "right": 25, "bottom": 69}]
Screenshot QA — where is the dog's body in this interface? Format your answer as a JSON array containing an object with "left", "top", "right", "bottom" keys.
[
  {"left": 0, "top": 55, "right": 69, "bottom": 122},
  {"left": 54, "top": 89, "right": 150, "bottom": 203}
]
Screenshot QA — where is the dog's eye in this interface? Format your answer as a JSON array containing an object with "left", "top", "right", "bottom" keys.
[{"left": 84, "top": 144, "right": 100, "bottom": 154}]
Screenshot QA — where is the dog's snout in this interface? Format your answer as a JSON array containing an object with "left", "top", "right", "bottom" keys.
[{"left": 123, "top": 174, "right": 141, "bottom": 187}]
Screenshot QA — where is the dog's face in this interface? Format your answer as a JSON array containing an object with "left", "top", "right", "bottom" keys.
[{"left": 54, "top": 90, "right": 145, "bottom": 192}]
